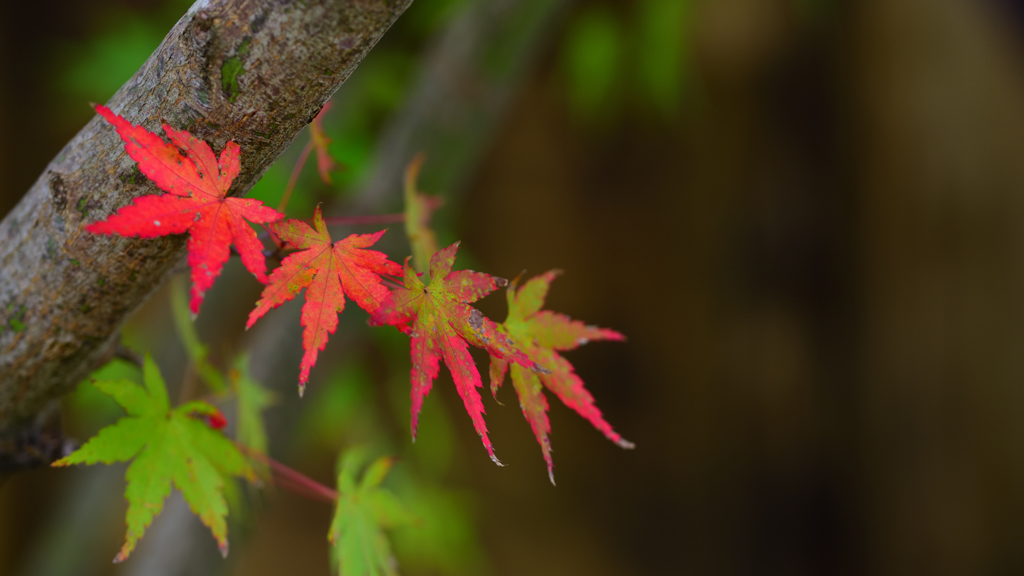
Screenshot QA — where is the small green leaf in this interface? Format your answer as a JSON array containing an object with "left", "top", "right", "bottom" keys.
[
  {"left": 329, "top": 450, "right": 413, "bottom": 576},
  {"left": 93, "top": 379, "right": 157, "bottom": 418}
]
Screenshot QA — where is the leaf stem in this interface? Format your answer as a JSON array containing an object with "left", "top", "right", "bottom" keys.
[
  {"left": 237, "top": 443, "right": 338, "bottom": 503},
  {"left": 260, "top": 224, "right": 285, "bottom": 251}
]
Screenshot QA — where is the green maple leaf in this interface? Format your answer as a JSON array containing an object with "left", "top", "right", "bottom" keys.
[
  {"left": 330, "top": 449, "right": 414, "bottom": 576},
  {"left": 490, "top": 271, "right": 634, "bottom": 485},
  {"left": 53, "top": 354, "right": 253, "bottom": 562}
]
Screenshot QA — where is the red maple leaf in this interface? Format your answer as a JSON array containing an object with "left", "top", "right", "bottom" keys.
[
  {"left": 85, "top": 105, "right": 283, "bottom": 313},
  {"left": 370, "top": 242, "right": 539, "bottom": 465},
  {"left": 247, "top": 205, "right": 401, "bottom": 393},
  {"left": 489, "top": 271, "right": 633, "bottom": 485}
]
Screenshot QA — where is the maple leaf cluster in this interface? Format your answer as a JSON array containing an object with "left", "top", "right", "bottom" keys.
[
  {"left": 58, "top": 103, "right": 636, "bottom": 567},
  {"left": 81, "top": 105, "right": 630, "bottom": 485}
]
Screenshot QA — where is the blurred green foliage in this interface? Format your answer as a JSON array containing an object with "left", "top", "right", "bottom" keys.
[
  {"left": 636, "top": 0, "right": 690, "bottom": 118},
  {"left": 57, "top": 17, "right": 163, "bottom": 104},
  {"left": 232, "top": 354, "right": 274, "bottom": 456},
  {"left": 54, "top": 0, "right": 193, "bottom": 112},
  {"left": 297, "top": 361, "right": 381, "bottom": 450},
  {"left": 390, "top": 484, "right": 488, "bottom": 575},
  {"left": 299, "top": 343, "right": 490, "bottom": 575},
  {"left": 561, "top": 0, "right": 692, "bottom": 124},
  {"left": 171, "top": 276, "right": 227, "bottom": 393},
  {"left": 403, "top": 0, "right": 472, "bottom": 36},
  {"left": 330, "top": 449, "right": 413, "bottom": 576},
  {"left": 562, "top": 6, "right": 624, "bottom": 120}
]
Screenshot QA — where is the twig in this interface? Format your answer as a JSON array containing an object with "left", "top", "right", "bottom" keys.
[
  {"left": 113, "top": 344, "right": 144, "bottom": 368},
  {"left": 277, "top": 141, "right": 314, "bottom": 213},
  {"left": 260, "top": 224, "right": 286, "bottom": 251},
  {"left": 237, "top": 443, "right": 338, "bottom": 503}
]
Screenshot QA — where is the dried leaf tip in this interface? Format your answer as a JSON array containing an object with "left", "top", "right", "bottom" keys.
[{"left": 617, "top": 438, "right": 636, "bottom": 450}]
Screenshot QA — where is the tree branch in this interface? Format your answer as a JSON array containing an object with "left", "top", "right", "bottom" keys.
[{"left": 0, "top": 0, "right": 413, "bottom": 429}]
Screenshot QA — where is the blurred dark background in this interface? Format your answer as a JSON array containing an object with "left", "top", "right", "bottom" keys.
[{"left": 7, "top": 0, "right": 1024, "bottom": 574}]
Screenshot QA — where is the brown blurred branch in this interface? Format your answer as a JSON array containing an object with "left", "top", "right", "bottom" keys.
[
  {"left": 357, "top": 0, "right": 572, "bottom": 208},
  {"left": 0, "top": 0, "right": 412, "bottom": 431}
]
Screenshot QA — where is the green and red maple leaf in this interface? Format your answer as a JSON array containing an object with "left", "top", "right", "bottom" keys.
[
  {"left": 85, "top": 105, "right": 283, "bottom": 313},
  {"left": 370, "top": 242, "right": 541, "bottom": 464},
  {"left": 490, "top": 271, "right": 633, "bottom": 484},
  {"left": 247, "top": 205, "right": 401, "bottom": 392}
]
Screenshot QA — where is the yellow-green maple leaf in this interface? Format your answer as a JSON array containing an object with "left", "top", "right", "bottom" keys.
[{"left": 489, "top": 271, "right": 633, "bottom": 485}]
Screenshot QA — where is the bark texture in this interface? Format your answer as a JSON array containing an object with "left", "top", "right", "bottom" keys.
[{"left": 0, "top": 0, "right": 412, "bottom": 429}]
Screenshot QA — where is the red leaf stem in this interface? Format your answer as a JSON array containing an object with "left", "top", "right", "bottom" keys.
[{"left": 237, "top": 443, "right": 338, "bottom": 503}]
